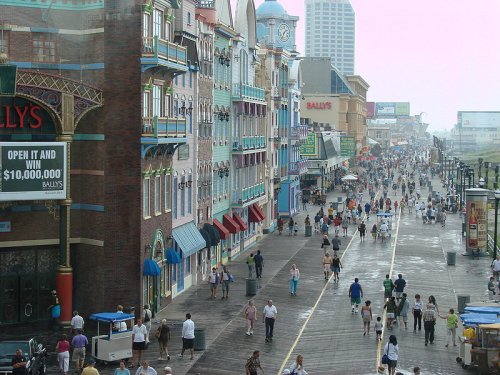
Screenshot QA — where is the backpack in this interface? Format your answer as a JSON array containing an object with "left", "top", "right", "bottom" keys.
[{"left": 144, "top": 310, "right": 151, "bottom": 322}]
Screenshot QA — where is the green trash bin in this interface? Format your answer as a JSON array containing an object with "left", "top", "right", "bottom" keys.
[
  {"left": 246, "top": 278, "right": 257, "bottom": 296},
  {"left": 194, "top": 328, "right": 206, "bottom": 351},
  {"left": 457, "top": 295, "right": 470, "bottom": 314},
  {"left": 305, "top": 225, "right": 312, "bottom": 237},
  {"left": 447, "top": 251, "right": 456, "bottom": 266}
]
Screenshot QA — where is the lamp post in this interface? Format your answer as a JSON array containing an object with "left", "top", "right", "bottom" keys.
[
  {"left": 479, "top": 177, "right": 485, "bottom": 189},
  {"left": 485, "top": 161, "right": 492, "bottom": 188},
  {"left": 478, "top": 158, "right": 483, "bottom": 179},
  {"left": 495, "top": 165, "right": 499, "bottom": 189},
  {"left": 494, "top": 190, "right": 500, "bottom": 260}
]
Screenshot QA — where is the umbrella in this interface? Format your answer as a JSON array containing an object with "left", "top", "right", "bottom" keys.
[{"left": 341, "top": 174, "right": 358, "bottom": 181}]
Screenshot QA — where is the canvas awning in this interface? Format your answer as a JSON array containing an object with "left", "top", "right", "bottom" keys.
[
  {"left": 232, "top": 213, "right": 248, "bottom": 231},
  {"left": 165, "top": 248, "right": 182, "bottom": 264},
  {"left": 172, "top": 221, "right": 207, "bottom": 258},
  {"left": 213, "top": 219, "right": 230, "bottom": 240},
  {"left": 223, "top": 214, "right": 240, "bottom": 233},
  {"left": 143, "top": 259, "right": 161, "bottom": 276}
]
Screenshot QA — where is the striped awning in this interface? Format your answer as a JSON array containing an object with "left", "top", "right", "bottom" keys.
[{"left": 172, "top": 221, "right": 207, "bottom": 258}]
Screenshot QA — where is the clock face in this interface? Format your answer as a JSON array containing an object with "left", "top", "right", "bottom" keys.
[{"left": 278, "top": 23, "right": 290, "bottom": 43}]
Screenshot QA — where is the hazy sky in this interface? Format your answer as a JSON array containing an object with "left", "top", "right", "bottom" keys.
[{"left": 235, "top": 0, "right": 500, "bottom": 131}]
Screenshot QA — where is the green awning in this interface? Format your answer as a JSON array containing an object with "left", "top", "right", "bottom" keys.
[{"left": 172, "top": 221, "right": 206, "bottom": 258}]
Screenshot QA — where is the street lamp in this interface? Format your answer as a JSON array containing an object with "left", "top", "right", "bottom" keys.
[
  {"left": 494, "top": 190, "right": 500, "bottom": 259},
  {"left": 478, "top": 158, "right": 483, "bottom": 179},
  {"left": 479, "top": 177, "right": 485, "bottom": 188},
  {"left": 485, "top": 162, "right": 493, "bottom": 187}
]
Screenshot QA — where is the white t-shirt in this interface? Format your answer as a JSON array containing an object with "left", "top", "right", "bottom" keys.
[
  {"left": 132, "top": 324, "right": 148, "bottom": 342},
  {"left": 209, "top": 271, "right": 218, "bottom": 284},
  {"left": 182, "top": 319, "right": 195, "bottom": 339},
  {"left": 493, "top": 259, "right": 500, "bottom": 272},
  {"left": 263, "top": 305, "right": 277, "bottom": 319},
  {"left": 71, "top": 315, "right": 84, "bottom": 329}
]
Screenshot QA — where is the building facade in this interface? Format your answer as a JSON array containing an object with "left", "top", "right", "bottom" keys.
[{"left": 305, "top": 0, "right": 355, "bottom": 75}]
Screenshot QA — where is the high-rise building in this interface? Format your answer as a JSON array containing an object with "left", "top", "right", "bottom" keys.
[{"left": 305, "top": 0, "right": 355, "bottom": 75}]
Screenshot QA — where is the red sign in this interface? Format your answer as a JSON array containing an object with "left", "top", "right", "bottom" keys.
[
  {"left": 0, "top": 105, "right": 43, "bottom": 129},
  {"left": 306, "top": 102, "right": 332, "bottom": 110}
]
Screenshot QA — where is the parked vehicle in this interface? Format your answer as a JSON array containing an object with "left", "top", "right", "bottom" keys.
[{"left": 0, "top": 338, "right": 46, "bottom": 375}]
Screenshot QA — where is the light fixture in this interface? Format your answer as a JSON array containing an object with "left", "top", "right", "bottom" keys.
[
  {"left": 180, "top": 104, "right": 186, "bottom": 116},
  {"left": 178, "top": 181, "right": 185, "bottom": 190},
  {"left": 224, "top": 112, "right": 230, "bottom": 122},
  {"left": 218, "top": 110, "right": 225, "bottom": 121},
  {"left": 187, "top": 103, "right": 193, "bottom": 116},
  {"left": 218, "top": 54, "right": 225, "bottom": 65},
  {"left": 144, "top": 244, "right": 152, "bottom": 253},
  {"left": 224, "top": 56, "right": 230, "bottom": 67},
  {"left": 185, "top": 180, "right": 193, "bottom": 188},
  {"left": 218, "top": 167, "right": 230, "bottom": 178}
]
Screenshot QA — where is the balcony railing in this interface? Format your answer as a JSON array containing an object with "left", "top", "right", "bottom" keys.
[
  {"left": 232, "top": 182, "right": 266, "bottom": 205},
  {"left": 289, "top": 125, "right": 309, "bottom": 140},
  {"left": 142, "top": 116, "right": 187, "bottom": 138},
  {"left": 142, "top": 36, "right": 187, "bottom": 67},
  {"left": 232, "top": 83, "right": 266, "bottom": 102},
  {"left": 232, "top": 136, "right": 266, "bottom": 151},
  {"left": 289, "top": 159, "right": 309, "bottom": 175}
]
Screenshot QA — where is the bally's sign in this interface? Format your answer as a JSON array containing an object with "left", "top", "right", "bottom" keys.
[{"left": 306, "top": 102, "right": 332, "bottom": 110}]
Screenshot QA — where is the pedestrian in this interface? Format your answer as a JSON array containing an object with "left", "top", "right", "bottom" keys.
[
  {"left": 492, "top": 255, "right": 500, "bottom": 281},
  {"left": 358, "top": 220, "right": 366, "bottom": 242},
  {"left": 371, "top": 223, "right": 378, "bottom": 241},
  {"left": 413, "top": 367, "right": 421, "bottom": 375},
  {"left": 162, "top": 367, "right": 172, "bottom": 375},
  {"left": 441, "top": 209, "right": 447, "bottom": 227},
  {"left": 349, "top": 278, "right": 363, "bottom": 314},
  {"left": 374, "top": 316, "right": 383, "bottom": 341},
  {"left": 208, "top": 267, "right": 219, "bottom": 299},
  {"left": 56, "top": 334, "right": 70, "bottom": 375},
  {"left": 11, "top": 349, "right": 27, "bottom": 375},
  {"left": 294, "top": 221, "right": 298, "bottom": 236},
  {"left": 246, "top": 253, "right": 255, "bottom": 278},
  {"left": 278, "top": 217, "right": 284, "bottom": 235},
  {"left": 331, "top": 255, "right": 342, "bottom": 282},
  {"left": 422, "top": 303, "right": 437, "bottom": 346},
  {"left": 220, "top": 265, "right": 231, "bottom": 299},
  {"left": 288, "top": 354, "right": 308, "bottom": 375},
  {"left": 322, "top": 252, "right": 333, "bottom": 280},
  {"left": 331, "top": 234, "right": 341, "bottom": 256},
  {"left": 321, "top": 234, "right": 331, "bottom": 254},
  {"left": 383, "top": 274, "right": 394, "bottom": 302},
  {"left": 393, "top": 274, "right": 406, "bottom": 301},
  {"left": 143, "top": 304, "right": 152, "bottom": 344},
  {"left": 114, "top": 305, "right": 128, "bottom": 332},
  {"left": 155, "top": 319, "right": 170, "bottom": 361},
  {"left": 71, "top": 310, "right": 85, "bottom": 335},
  {"left": 346, "top": 209, "right": 352, "bottom": 224},
  {"left": 254, "top": 250, "right": 264, "bottom": 278},
  {"left": 81, "top": 359, "right": 99, "bottom": 375},
  {"left": 361, "top": 300, "right": 373, "bottom": 336},
  {"left": 131, "top": 318, "right": 148, "bottom": 367},
  {"left": 135, "top": 361, "right": 156, "bottom": 375},
  {"left": 262, "top": 299, "right": 277, "bottom": 342},
  {"left": 314, "top": 213, "right": 321, "bottom": 233},
  {"left": 439, "top": 308, "right": 458, "bottom": 348},
  {"left": 71, "top": 329, "right": 88, "bottom": 372},
  {"left": 114, "top": 360, "right": 130, "bottom": 375},
  {"left": 304, "top": 215, "right": 311, "bottom": 227},
  {"left": 290, "top": 264, "right": 300, "bottom": 296},
  {"left": 488, "top": 276, "right": 497, "bottom": 300},
  {"left": 365, "top": 202, "right": 371, "bottom": 220},
  {"left": 48, "top": 289, "right": 61, "bottom": 331},
  {"left": 244, "top": 299, "right": 257, "bottom": 336},
  {"left": 288, "top": 218, "right": 294, "bottom": 236},
  {"left": 245, "top": 350, "right": 264, "bottom": 375},
  {"left": 178, "top": 313, "right": 195, "bottom": 360},
  {"left": 428, "top": 295, "right": 439, "bottom": 314},
  {"left": 384, "top": 296, "right": 397, "bottom": 329},
  {"left": 396, "top": 293, "right": 410, "bottom": 329},
  {"left": 383, "top": 335, "right": 399, "bottom": 375},
  {"left": 333, "top": 216, "right": 341, "bottom": 235},
  {"left": 412, "top": 294, "right": 423, "bottom": 332}
]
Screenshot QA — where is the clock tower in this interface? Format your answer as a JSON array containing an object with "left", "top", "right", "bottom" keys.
[{"left": 256, "top": 0, "right": 299, "bottom": 53}]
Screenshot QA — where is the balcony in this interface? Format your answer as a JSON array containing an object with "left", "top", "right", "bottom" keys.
[
  {"left": 232, "top": 83, "right": 266, "bottom": 103},
  {"left": 232, "top": 136, "right": 266, "bottom": 152},
  {"left": 289, "top": 125, "right": 309, "bottom": 141},
  {"left": 141, "top": 36, "right": 188, "bottom": 73},
  {"left": 196, "top": 1, "right": 216, "bottom": 24},
  {"left": 289, "top": 159, "right": 309, "bottom": 175},
  {"left": 232, "top": 182, "right": 266, "bottom": 206},
  {"left": 142, "top": 116, "right": 187, "bottom": 142}
]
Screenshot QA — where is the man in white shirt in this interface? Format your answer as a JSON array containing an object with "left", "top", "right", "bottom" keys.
[
  {"left": 70, "top": 310, "right": 84, "bottom": 334},
  {"left": 179, "top": 313, "right": 195, "bottom": 360},
  {"left": 262, "top": 300, "right": 277, "bottom": 343},
  {"left": 135, "top": 360, "right": 157, "bottom": 375},
  {"left": 492, "top": 256, "right": 500, "bottom": 281},
  {"left": 131, "top": 318, "right": 148, "bottom": 367}
]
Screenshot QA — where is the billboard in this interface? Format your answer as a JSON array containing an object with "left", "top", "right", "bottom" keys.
[
  {"left": 340, "top": 136, "right": 356, "bottom": 157},
  {"left": 465, "top": 191, "right": 488, "bottom": 253},
  {"left": 458, "top": 111, "right": 500, "bottom": 129},
  {"left": 0, "top": 142, "right": 67, "bottom": 201},
  {"left": 375, "top": 102, "right": 410, "bottom": 117},
  {"left": 300, "top": 132, "right": 318, "bottom": 157},
  {"left": 366, "top": 102, "right": 375, "bottom": 118}
]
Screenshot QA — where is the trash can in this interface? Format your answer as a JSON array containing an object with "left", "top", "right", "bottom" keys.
[
  {"left": 305, "top": 225, "right": 312, "bottom": 237},
  {"left": 194, "top": 328, "right": 206, "bottom": 351},
  {"left": 457, "top": 295, "right": 470, "bottom": 314},
  {"left": 246, "top": 278, "right": 257, "bottom": 296},
  {"left": 447, "top": 251, "right": 456, "bottom": 266}
]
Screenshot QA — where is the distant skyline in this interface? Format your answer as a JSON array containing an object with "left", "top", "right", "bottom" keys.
[{"left": 236, "top": 0, "right": 500, "bottom": 131}]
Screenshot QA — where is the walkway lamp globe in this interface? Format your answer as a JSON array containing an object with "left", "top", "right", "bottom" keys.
[{"left": 479, "top": 177, "right": 486, "bottom": 188}]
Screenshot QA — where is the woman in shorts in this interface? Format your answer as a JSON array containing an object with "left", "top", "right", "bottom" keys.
[
  {"left": 361, "top": 300, "right": 373, "bottom": 336},
  {"left": 331, "top": 255, "right": 342, "bottom": 282},
  {"left": 384, "top": 296, "right": 397, "bottom": 330}
]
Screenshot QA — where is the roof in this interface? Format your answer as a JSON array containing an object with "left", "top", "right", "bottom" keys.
[
  {"left": 89, "top": 312, "right": 134, "bottom": 322},
  {"left": 256, "top": 0, "right": 286, "bottom": 17}
]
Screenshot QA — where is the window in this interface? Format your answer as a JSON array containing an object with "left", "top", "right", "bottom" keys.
[
  {"left": 152, "top": 85, "right": 161, "bottom": 116},
  {"left": 186, "top": 255, "right": 191, "bottom": 274},
  {"left": 0, "top": 31, "right": 9, "bottom": 55},
  {"left": 33, "top": 33, "right": 56, "bottom": 63},
  {"left": 180, "top": 176, "right": 186, "bottom": 217},
  {"left": 143, "top": 92, "right": 150, "bottom": 118},
  {"left": 153, "top": 9, "right": 163, "bottom": 38},
  {"left": 173, "top": 175, "right": 178, "bottom": 219},
  {"left": 143, "top": 177, "right": 151, "bottom": 218},
  {"left": 154, "top": 175, "right": 161, "bottom": 215},
  {"left": 187, "top": 12, "right": 192, "bottom": 25},
  {"left": 188, "top": 172, "right": 192, "bottom": 214},
  {"left": 143, "top": 13, "right": 150, "bottom": 38},
  {"left": 164, "top": 94, "right": 171, "bottom": 117},
  {"left": 164, "top": 174, "right": 171, "bottom": 211}
]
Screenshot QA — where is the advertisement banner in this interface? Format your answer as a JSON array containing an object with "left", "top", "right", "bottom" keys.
[
  {"left": 375, "top": 102, "right": 410, "bottom": 117},
  {"left": 395, "top": 102, "right": 410, "bottom": 116},
  {"left": 366, "top": 102, "right": 375, "bottom": 118},
  {"left": 465, "top": 191, "right": 488, "bottom": 252},
  {"left": 0, "top": 142, "right": 67, "bottom": 201},
  {"left": 340, "top": 136, "right": 356, "bottom": 157},
  {"left": 458, "top": 111, "right": 500, "bottom": 129},
  {"left": 300, "top": 132, "right": 318, "bottom": 157}
]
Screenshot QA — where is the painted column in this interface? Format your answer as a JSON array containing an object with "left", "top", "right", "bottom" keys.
[{"left": 465, "top": 188, "right": 489, "bottom": 255}]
